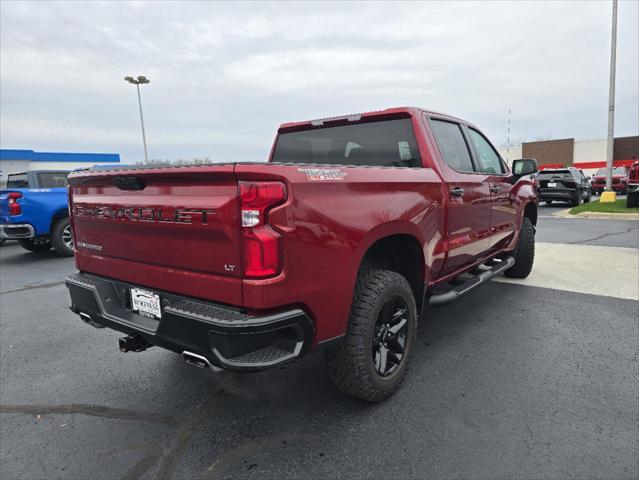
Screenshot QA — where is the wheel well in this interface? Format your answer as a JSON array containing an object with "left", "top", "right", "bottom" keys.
[
  {"left": 524, "top": 202, "right": 537, "bottom": 228},
  {"left": 359, "top": 234, "right": 425, "bottom": 310},
  {"left": 50, "top": 209, "right": 68, "bottom": 230}
]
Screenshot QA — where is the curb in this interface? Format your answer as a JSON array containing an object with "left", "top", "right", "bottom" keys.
[{"left": 551, "top": 208, "right": 639, "bottom": 220}]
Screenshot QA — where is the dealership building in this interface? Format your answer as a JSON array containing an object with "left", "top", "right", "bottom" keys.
[
  {"left": 0, "top": 149, "right": 121, "bottom": 187},
  {"left": 498, "top": 135, "right": 639, "bottom": 175}
]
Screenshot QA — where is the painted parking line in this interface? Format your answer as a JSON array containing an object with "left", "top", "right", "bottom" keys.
[{"left": 494, "top": 242, "right": 639, "bottom": 301}]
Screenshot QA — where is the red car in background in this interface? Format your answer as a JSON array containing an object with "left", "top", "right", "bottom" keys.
[
  {"left": 627, "top": 161, "right": 639, "bottom": 208},
  {"left": 591, "top": 166, "right": 629, "bottom": 195}
]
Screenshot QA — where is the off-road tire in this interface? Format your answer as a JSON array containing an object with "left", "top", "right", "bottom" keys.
[
  {"left": 18, "top": 238, "right": 52, "bottom": 252},
  {"left": 324, "top": 269, "right": 417, "bottom": 402},
  {"left": 504, "top": 217, "right": 535, "bottom": 279},
  {"left": 50, "top": 217, "right": 74, "bottom": 257}
]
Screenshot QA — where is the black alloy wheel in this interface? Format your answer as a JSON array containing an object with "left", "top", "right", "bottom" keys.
[{"left": 372, "top": 296, "right": 409, "bottom": 377}]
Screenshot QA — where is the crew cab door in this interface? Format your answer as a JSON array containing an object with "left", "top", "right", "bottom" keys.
[
  {"left": 426, "top": 117, "right": 492, "bottom": 275},
  {"left": 464, "top": 126, "right": 517, "bottom": 251}
]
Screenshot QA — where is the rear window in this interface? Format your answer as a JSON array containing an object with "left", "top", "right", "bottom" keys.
[
  {"left": 6, "top": 173, "right": 29, "bottom": 188},
  {"left": 37, "top": 172, "right": 69, "bottom": 188},
  {"left": 537, "top": 170, "right": 573, "bottom": 180},
  {"left": 271, "top": 118, "right": 421, "bottom": 168}
]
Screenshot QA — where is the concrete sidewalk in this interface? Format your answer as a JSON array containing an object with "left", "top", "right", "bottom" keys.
[{"left": 495, "top": 242, "right": 639, "bottom": 300}]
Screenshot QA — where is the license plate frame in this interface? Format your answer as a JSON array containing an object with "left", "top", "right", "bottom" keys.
[
  {"left": 547, "top": 182, "right": 557, "bottom": 188},
  {"left": 131, "top": 288, "right": 162, "bottom": 319}
]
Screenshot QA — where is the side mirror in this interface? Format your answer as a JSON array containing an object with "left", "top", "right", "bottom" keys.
[
  {"left": 586, "top": 176, "right": 591, "bottom": 181},
  {"left": 512, "top": 158, "right": 538, "bottom": 177}
]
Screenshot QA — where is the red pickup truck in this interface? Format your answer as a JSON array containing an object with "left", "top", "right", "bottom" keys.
[
  {"left": 65, "top": 107, "right": 538, "bottom": 401},
  {"left": 627, "top": 161, "right": 639, "bottom": 207},
  {"left": 591, "top": 166, "right": 629, "bottom": 195}
]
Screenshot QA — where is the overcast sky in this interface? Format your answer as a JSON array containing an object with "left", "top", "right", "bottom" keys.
[{"left": 1, "top": 1, "right": 637, "bottom": 163}]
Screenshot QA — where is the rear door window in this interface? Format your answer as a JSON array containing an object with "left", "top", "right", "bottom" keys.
[
  {"left": 429, "top": 119, "right": 475, "bottom": 173},
  {"left": 272, "top": 118, "right": 421, "bottom": 168}
]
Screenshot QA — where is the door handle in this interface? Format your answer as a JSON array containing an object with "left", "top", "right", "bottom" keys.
[
  {"left": 489, "top": 184, "right": 501, "bottom": 194},
  {"left": 450, "top": 187, "right": 465, "bottom": 198}
]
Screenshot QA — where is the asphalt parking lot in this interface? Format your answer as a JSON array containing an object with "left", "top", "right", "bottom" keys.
[{"left": 1, "top": 214, "right": 638, "bottom": 480}]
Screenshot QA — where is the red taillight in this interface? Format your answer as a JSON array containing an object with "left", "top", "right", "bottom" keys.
[
  {"left": 239, "top": 181, "right": 287, "bottom": 278},
  {"left": 7, "top": 192, "right": 22, "bottom": 216}
]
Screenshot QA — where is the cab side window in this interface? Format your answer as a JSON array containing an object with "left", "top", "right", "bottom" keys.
[
  {"left": 468, "top": 128, "right": 506, "bottom": 174},
  {"left": 429, "top": 119, "right": 475, "bottom": 173},
  {"left": 572, "top": 170, "right": 582, "bottom": 183}
]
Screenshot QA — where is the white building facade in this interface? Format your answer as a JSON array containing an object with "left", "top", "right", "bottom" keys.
[{"left": 0, "top": 149, "right": 121, "bottom": 187}]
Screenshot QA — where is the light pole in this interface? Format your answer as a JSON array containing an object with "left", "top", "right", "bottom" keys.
[
  {"left": 124, "top": 75, "right": 150, "bottom": 163},
  {"left": 602, "top": 0, "right": 618, "bottom": 203}
]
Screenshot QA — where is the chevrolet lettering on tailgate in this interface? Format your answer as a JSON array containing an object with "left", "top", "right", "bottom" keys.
[{"left": 73, "top": 204, "right": 215, "bottom": 225}]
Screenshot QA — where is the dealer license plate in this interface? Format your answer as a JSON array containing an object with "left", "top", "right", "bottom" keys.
[
  {"left": 131, "top": 288, "right": 162, "bottom": 319},
  {"left": 547, "top": 182, "right": 557, "bottom": 187}
]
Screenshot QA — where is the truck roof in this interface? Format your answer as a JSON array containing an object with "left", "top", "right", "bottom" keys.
[
  {"left": 8, "top": 169, "right": 70, "bottom": 175},
  {"left": 278, "top": 106, "right": 471, "bottom": 132}
]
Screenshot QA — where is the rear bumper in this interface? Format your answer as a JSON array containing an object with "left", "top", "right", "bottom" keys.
[
  {"left": 592, "top": 184, "right": 625, "bottom": 192},
  {"left": 0, "top": 223, "right": 35, "bottom": 239},
  {"left": 65, "top": 272, "right": 314, "bottom": 371},
  {"left": 539, "top": 189, "right": 576, "bottom": 200}
]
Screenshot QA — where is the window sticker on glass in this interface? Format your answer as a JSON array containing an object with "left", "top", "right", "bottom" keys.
[{"left": 398, "top": 141, "right": 413, "bottom": 161}]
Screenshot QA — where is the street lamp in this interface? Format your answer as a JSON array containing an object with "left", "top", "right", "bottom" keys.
[
  {"left": 602, "top": 0, "right": 618, "bottom": 203},
  {"left": 124, "top": 75, "right": 150, "bottom": 163}
]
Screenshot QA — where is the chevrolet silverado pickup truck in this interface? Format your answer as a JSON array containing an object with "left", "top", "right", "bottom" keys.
[
  {"left": 591, "top": 166, "right": 629, "bottom": 195},
  {"left": 65, "top": 107, "right": 538, "bottom": 401},
  {"left": 0, "top": 170, "right": 74, "bottom": 255}
]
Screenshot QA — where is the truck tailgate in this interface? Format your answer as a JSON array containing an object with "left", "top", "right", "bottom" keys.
[{"left": 69, "top": 165, "right": 243, "bottom": 306}]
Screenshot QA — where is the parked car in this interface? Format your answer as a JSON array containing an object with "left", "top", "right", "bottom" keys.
[
  {"left": 627, "top": 161, "right": 639, "bottom": 208},
  {"left": 65, "top": 107, "right": 538, "bottom": 401},
  {"left": 537, "top": 167, "right": 591, "bottom": 206},
  {"left": 591, "top": 166, "right": 629, "bottom": 195},
  {"left": 0, "top": 170, "right": 73, "bottom": 256}
]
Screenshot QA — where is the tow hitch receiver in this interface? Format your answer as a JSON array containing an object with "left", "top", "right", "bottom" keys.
[{"left": 119, "top": 335, "right": 151, "bottom": 353}]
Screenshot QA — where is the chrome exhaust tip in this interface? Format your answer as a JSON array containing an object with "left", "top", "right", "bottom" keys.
[
  {"left": 182, "top": 351, "right": 222, "bottom": 372},
  {"left": 79, "top": 312, "right": 105, "bottom": 329}
]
